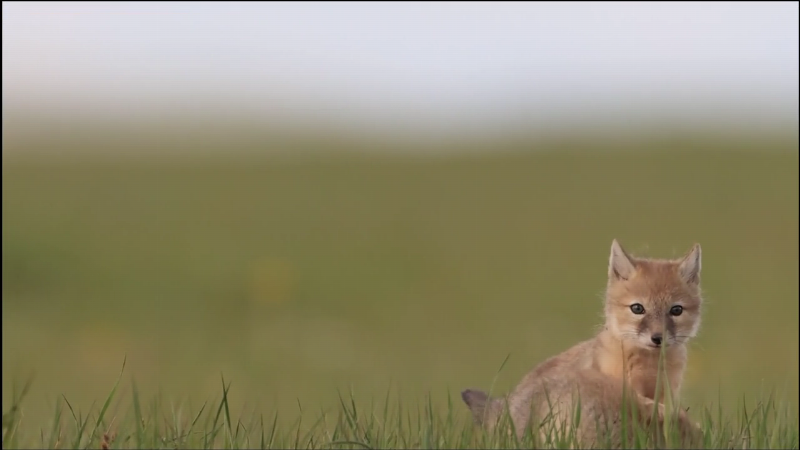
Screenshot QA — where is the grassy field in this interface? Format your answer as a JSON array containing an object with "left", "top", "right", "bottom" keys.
[
  {"left": 2, "top": 131, "right": 798, "bottom": 448},
  {"left": 3, "top": 366, "right": 798, "bottom": 449}
]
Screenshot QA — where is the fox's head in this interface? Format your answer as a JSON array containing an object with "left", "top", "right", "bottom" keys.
[{"left": 604, "top": 239, "right": 702, "bottom": 351}]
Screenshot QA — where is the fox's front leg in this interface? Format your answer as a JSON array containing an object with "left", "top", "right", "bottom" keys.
[{"left": 639, "top": 397, "right": 702, "bottom": 448}]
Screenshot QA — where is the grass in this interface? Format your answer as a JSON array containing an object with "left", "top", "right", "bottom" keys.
[
  {"left": 2, "top": 363, "right": 797, "bottom": 449},
  {"left": 2, "top": 129, "right": 798, "bottom": 448}
]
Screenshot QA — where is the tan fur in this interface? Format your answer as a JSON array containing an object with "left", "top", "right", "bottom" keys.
[
  {"left": 462, "top": 240, "right": 704, "bottom": 447},
  {"left": 465, "top": 369, "right": 701, "bottom": 448}
]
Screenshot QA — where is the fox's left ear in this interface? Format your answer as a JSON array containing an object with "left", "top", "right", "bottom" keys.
[
  {"left": 678, "top": 244, "right": 702, "bottom": 285},
  {"left": 609, "top": 239, "right": 636, "bottom": 281}
]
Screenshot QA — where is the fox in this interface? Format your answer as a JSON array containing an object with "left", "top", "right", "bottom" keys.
[
  {"left": 462, "top": 369, "right": 701, "bottom": 448},
  {"left": 461, "top": 240, "right": 704, "bottom": 447}
]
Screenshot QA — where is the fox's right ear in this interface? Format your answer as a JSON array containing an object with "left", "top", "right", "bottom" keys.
[
  {"left": 678, "top": 243, "right": 702, "bottom": 285},
  {"left": 609, "top": 239, "right": 635, "bottom": 281}
]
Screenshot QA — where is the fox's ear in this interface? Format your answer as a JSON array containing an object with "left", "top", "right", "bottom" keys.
[
  {"left": 609, "top": 239, "right": 635, "bottom": 281},
  {"left": 678, "top": 243, "right": 702, "bottom": 285}
]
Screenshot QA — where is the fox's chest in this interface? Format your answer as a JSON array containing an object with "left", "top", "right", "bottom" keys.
[
  {"left": 625, "top": 356, "right": 683, "bottom": 401},
  {"left": 596, "top": 351, "right": 683, "bottom": 401},
  {"left": 628, "top": 366, "right": 659, "bottom": 400}
]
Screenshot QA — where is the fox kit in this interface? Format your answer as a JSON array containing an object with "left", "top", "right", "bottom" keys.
[
  {"left": 463, "top": 369, "right": 701, "bottom": 448},
  {"left": 462, "top": 240, "right": 704, "bottom": 446}
]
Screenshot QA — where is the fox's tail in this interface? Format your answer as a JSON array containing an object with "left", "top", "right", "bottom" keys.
[{"left": 461, "top": 389, "right": 504, "bottom": 430}]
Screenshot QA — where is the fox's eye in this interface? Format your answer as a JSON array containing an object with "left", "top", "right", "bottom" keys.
[
  {"left": 630, "top": 303, "right": 645, "bottom": 314},
  {"left": 670, "top": 305, "right": 683, "bottom": 316}
]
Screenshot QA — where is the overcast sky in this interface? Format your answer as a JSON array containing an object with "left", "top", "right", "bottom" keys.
[{"left": 3, "top": 1, "right": 798, "bottom": 135}]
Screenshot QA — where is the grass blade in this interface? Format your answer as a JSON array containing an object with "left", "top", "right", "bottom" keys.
[{"left": 84, "top": 355, "right": 126, "bottom": 450}]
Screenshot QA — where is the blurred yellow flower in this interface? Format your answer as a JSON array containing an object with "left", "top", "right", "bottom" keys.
[{"left": 250, "top": 258, "right": 296, "bottom": 306}]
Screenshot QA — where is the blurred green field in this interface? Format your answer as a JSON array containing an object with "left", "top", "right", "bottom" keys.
[{"left": 2, "top": 132, "right": 798, "bottom": 441}]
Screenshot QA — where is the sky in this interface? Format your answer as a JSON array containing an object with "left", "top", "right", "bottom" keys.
[{"left": 2, "top": 1, "right": 799, "bottom": 136}]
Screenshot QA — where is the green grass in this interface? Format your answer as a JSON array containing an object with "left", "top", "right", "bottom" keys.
[
  {"left": 2, "top": 365, "right": 797, "bottom": 449},
  {"left": 2, "top": 130, "right": 798, "bottom": 448}
]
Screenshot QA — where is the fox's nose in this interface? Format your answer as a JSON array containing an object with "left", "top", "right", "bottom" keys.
[{"left": 651, "top": 334, "right": 663, "bottom": 346}]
